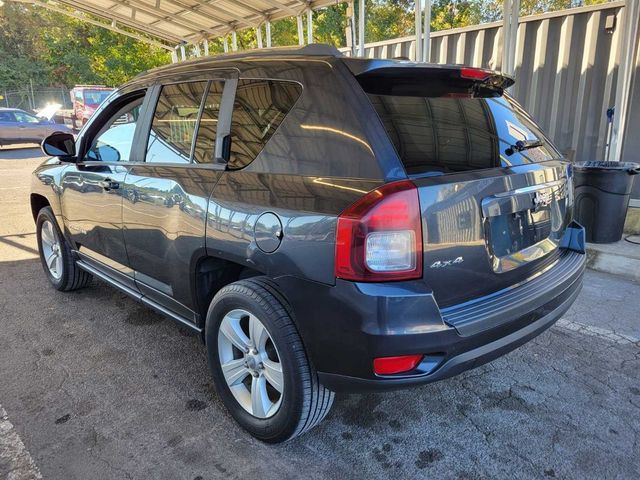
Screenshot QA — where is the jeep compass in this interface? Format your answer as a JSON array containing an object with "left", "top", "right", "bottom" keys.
[{"left": 31, "top": 45, "right": 585, "bottom": 442}]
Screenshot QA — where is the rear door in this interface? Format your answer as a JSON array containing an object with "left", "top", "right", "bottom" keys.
[
  {"left": 0, "top": 111, "right": 19, "bottom": 142},
  {"left": 357, "top": 65, "right": 572, "bottom": 307},
  {"left": 121, "top": 78, "right": 231, "bottom": 320}
]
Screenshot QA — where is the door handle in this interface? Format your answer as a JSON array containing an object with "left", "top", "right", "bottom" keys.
[{"left": 99, "top": 179, "right": 120, "bottom": 190}]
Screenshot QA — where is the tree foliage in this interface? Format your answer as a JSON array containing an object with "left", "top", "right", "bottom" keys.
[{"left": 0, "top": 3, "right": 169, "bottom": 89}]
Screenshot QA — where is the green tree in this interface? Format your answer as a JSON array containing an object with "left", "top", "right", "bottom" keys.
[{"left": 0, "top": 2, "right": 169, "bottom": 89}]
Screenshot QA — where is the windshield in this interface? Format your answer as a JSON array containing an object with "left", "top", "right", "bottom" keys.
[
  {"left": 83, "top": 90, "right": 113, "bottom": 107},
  {"left": 365, "top": 88, "right": 562, "bottom": 176}
]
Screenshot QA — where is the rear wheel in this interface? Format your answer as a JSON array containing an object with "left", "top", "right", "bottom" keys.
[
  {"left": 36, "top": 207, "right": 92, "bottom": 291},
  {"left": 205, "top": 277, "right": 334, "bottom": 443}
]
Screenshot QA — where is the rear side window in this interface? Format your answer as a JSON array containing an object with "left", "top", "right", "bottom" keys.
[
  {"left": 364, "top": 80, "right": 561, "bottom": 176},
  {"left": 227, "top": 79, "right": 302, "bottom": 169},
  {"left": 192, "top": 81, "right": 224, "bottom": 164},
  {"left": 146, "top": 82, "right": 207, "bottom": 164}
]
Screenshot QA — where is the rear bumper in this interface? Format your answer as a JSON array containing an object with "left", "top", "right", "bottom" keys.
[
  {"left": 275, "top": 248, "right": 585, "bottom": 393},
  {"left": 318, "top": 274, "right": 581, "bottom": 391}
]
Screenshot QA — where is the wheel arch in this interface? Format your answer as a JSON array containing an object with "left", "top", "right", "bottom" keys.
[
  {"left": 193, "top": 254, "right": 263, "bottom": 333},
  {"left": 30, "top": 193, "right": 51, "bottom": 222}
]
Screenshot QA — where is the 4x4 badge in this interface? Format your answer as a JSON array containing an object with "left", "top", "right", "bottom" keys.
[{"left": 430, "top": 257, "right": 464, "bottom": 269}]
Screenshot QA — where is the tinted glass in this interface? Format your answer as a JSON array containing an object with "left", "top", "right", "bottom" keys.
[
  {"left": 192, "top": 81, "right": 224, "bottom": 164},
  {"left": 228, "top": 79, "right": 302, "bottom": 169},
  {"left": 146, "top": 82, "right": 207, "bottom": 164},
  {"left": 0, "top": 112, "right": 14, "bottom": 122},
  {"left": 84, "top": 97, "right": 143, "bottom": 162},
  {"left": 367, "top": 93, "right": 561, "bottom": 176}
]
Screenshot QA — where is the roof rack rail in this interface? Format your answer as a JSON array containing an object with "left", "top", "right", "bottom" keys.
[{"left": 203, "top": 43, "right": 343, "bottom": 61}]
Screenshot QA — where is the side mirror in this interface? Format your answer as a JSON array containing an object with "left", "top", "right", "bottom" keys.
[{"left": 42, "top": 133, "right": 76, "bottom": 160}]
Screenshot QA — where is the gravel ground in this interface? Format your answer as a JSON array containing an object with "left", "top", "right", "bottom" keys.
[{"left": 1, "top": 147, "right": 639, "bottom": 480}]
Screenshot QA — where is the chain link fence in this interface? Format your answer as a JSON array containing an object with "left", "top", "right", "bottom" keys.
[{"left": 0, "top": 86, "right": 72, "bottom": 112}]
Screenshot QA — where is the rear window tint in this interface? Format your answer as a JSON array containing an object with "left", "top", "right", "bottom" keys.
[
  {"left": 366, "top": 92, "right": 561, "bottom": 176},
  {"left": 228, "top": 79, "right": 302, "bottom": 169}
]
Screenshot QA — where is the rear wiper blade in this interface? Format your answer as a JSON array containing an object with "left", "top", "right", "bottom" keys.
[{"left": 505, "top": 139, "right": 544, "bottom": 156}]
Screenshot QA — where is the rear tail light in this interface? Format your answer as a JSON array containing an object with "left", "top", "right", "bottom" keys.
[
  {"left": 335, "top": 180, "right": 423, "bottom": 282},
  {"left": 373, "top": 355, "right": 423, "bottom": 375}
]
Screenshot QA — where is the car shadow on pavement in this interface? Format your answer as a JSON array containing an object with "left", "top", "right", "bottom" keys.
[
  {"left": 0, "top": 257, "right": 638, "bottom": 480},
  {"left": 0, "top": 146, "right": 43, "bottom": 160},
  {"left": 0, "top": 232, "right": 38, "bottom": 256}
]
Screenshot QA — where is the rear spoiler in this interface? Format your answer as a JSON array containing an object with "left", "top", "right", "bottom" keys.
[{"left": 342, "top": 58, "right": 514, "bottom": 97}]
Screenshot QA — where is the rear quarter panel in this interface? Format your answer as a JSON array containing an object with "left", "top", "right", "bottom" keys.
[{"left": 205, "top": 58, "right": 402, "bottom": 285}]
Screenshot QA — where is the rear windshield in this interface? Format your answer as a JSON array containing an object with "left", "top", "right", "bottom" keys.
[{"left": 366, "top": 90, "right": 562, "bottom": 176}]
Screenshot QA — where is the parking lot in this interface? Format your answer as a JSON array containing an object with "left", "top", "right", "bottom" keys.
[{"left": 0, "top": 147, "right": 639, "bottom": 480}]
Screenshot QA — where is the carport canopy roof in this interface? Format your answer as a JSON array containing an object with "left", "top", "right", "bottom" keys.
[{"left": 18, "top": 0, "right": 339, "bottom": 48}]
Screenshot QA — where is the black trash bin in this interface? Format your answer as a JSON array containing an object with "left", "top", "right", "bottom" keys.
[{"left": 573, "top": 161, "right": 639, "bottom": 243}]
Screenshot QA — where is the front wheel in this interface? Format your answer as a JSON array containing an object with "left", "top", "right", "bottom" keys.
[
  {"left": 205, "top": 277, "right": 334, "bottom": 443},
  {"left": 36, "top": 207, "right": 92, "bottom": 291}
]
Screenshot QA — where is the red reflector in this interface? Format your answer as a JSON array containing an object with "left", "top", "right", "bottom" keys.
[
  {"left": 373, "top": 355, "right": 423, "bottom": 375},
  {"left": 460, "top": 67, "right": 492, "bottom": 81}
]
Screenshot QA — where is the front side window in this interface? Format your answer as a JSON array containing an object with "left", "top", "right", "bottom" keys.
[
  {"left": 146, "top": 82, "right": 207, "bottom": 164},
  {"left": 227, "top": 79, "right": 302, "bottom": 169},
  {"left": 83, "top": 90, "right": 112, "bottom": 108},
  {"left": 14, "top": 111, "right": 40, "bottom": 123},
  {"left": 84, "top": 95, "right": 143, "bottom": 163}
]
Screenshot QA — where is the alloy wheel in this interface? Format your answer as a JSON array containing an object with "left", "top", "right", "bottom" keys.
[
  {"left": 40, "top": 220, "right": 63, "bottom": 280},
  {"left": 217, "top": 308, "right": 284, "bottom": 419}
]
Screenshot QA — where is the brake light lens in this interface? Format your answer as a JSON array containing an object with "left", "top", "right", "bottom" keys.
[
  {"left": 335, "top": 180, "right": 423, "bottom": 282},
  {"left": 373, "top": 355, "right": 424, "bottom": 375},
  {"left": 460, "top": 67, "right": 492, "bottom": 81}
]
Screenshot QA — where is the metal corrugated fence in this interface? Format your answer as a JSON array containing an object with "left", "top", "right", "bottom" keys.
[{"left": 341, "top": 2, "right": 627, "bottom": 163}]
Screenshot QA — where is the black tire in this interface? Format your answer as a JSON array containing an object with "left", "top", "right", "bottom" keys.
[
  {"left": 36, "top": 206, "right": 92, "bottom": 291},
  {"left": 205, "top": 277, "right": 334, "bottom": 443}
]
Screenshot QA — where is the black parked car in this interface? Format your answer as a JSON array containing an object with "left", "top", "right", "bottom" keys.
[{"left": 31, "top": 45, "right": 585, "bottom": 442}]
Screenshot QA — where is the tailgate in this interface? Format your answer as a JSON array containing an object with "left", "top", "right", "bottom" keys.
[
  {"left": 414, "top": 162, "right": 572, "bottom": 307},
  {"left": 349, "top": 61, "right": 573, "bottom": 307}
]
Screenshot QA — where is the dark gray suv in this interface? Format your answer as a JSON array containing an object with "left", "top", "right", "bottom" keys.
[{"left": 31, "top": 45, "right": 586, "bottom": 442}]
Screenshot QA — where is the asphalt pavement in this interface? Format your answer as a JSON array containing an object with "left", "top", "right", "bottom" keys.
[{"left": 0, "top": 146, "right": 639, "bottom": 480}]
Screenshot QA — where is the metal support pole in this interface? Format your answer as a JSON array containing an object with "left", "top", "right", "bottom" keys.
[
  {"left": 171, "top": 49, "right": 178, "bottom": 63},
  {"left": 266, "top": 21, "right": 272, "bottom": 48},
  {"left": 180, "top": 44, "right": 186, "bottom": 61},
  {"left": 611, "top": 0, "right": 640, "bottom": 161},
  {"left": 29, "top": 78, "right": 35, "bottom": 110},
  {"left": 502, "top": 0, "right": 520, "bottom": 75},
  {"left": 193, "top": 44, "right": 201, "bottom": 57},
  {"left": 223, "top": 36, "right": 229, "bottom": 53},
  {"left": 203, "top": 39, "right": 209, "bottom": 56},
  {"left": 358, "top": 0, "right": 365, "bottom": 57},
  {"left": 232, "top": 31, "right": 238, "bottom": 51},
  {"left": 296, "top": 15, "right": 304, "bottom": 45},
  {"left": 346, "top": 2, "right": 356, "bottom": 56},
  {"left": 423, "top": 0, "right": 431, "bottom": 62},
  {"left": 256, "top": 25, "right": 263, "bottom": 48},
  {"left": 415, "top": 0, "right": 422, "bottom": 62},
  {"left": 307, "top": 9, "right": 313, "bottom": 45}
]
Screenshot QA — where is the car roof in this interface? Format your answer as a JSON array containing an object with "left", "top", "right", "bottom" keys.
[{"left": 125, "top": 43, "right": 510, "bottom": 91}]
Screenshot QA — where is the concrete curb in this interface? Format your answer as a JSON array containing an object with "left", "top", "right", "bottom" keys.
[{"left": 586, "top": 240, "right": 640, "bottom": 283}]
